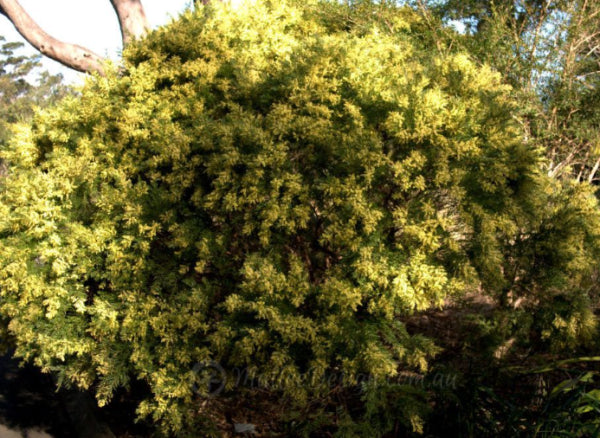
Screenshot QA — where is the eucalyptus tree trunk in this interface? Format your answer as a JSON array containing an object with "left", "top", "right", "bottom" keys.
[
  {"left": 109, "top": 0, "right": 149, "bottom": 46},
  {"left": 0, "top": 0, "right": 150, "bottom": 76}
]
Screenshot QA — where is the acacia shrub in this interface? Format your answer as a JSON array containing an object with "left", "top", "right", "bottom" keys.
[{"left": 0, "top": 0, "right": 599, "bottom": 434}]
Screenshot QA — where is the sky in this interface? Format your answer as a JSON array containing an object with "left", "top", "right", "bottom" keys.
[{"left": 0, "top": 0, "right": 194, "bottom": 83}]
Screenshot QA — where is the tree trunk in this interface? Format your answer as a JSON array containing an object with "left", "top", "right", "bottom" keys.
[
  {"left": 109, "top": 0, "right": 149, "bottom": 46},
  {"left": 0, "top": 0, "right": 151, "bottom": 75},
  {"left": 0, "top": 0, "right": 106, "bottom": 75}
]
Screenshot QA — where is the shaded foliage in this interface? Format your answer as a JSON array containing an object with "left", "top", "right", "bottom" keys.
[{"left": 423, "top": 0, "right": 600, "bottom": 182}]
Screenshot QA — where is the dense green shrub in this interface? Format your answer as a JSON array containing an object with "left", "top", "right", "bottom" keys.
[{"left": 1, "top": 0, "right": 599, "bottom": 434}]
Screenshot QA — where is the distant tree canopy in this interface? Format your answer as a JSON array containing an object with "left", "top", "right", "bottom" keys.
[
  {"left": 0, "top": 0, "right": 599, "bottom": 436},
  {"left": 426, "top": 0, "right": 600, "bottom": 182},
  {"left": 0, "top": 36, "right": 68, "bottom": 146}
]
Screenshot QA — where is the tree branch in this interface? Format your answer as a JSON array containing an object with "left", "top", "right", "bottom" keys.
[
  {"left": 0, "top": 0, "right": 106, "bottom": 75},
  {"left": 109, "top": 0, "right": 149, "bottom": 46}
]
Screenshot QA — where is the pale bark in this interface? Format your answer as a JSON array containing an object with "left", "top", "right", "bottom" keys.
[
  {"left": 109, "top": 0, "right": 149, "bottom": 46},
  {"left": 0, "top": 0, "right": 151, "bottom": 75},
  {"left": 0, "top": 0, "right": 106, "bottom": 75}
]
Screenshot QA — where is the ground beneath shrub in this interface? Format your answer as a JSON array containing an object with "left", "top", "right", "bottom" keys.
[
  {"left": 0, "top": 353, "right": 72, "bottom": 437},
  {"left": 2, "top": 293, "right": 582, "bottom": 438},
  {"left": 0, "top": 352, "right": 150, "bottom": 438}
]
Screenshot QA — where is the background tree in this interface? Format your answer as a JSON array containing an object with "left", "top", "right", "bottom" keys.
[
  {"left": 543, "top": 0, "right": 600, "bottom": 181},
  {"left": 0, "top": 36, "right": 68, "bottom": 146},
  {"left": 0, "top": 0, "right": 150, "bottom": 75},
  {"left": 424, "top": 0, "right": 600, "bottom": 182}
]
